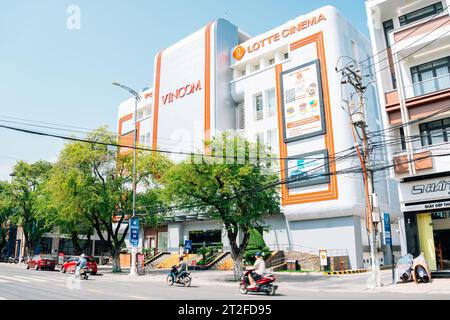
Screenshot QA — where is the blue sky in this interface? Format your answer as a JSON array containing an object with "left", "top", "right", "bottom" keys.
[{"left": 0, "top": 0, "right": 367, "bottom": 180}]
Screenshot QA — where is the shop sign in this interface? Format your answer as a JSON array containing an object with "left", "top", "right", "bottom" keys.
[
  {"left": 161, "top": 80, "right": 202, "bottom": 106},
  {"left": 319, "top": 250, "right": 327, "bottom": 266},
  {"left": 280, "top": 60, "right": 326, "bottom": 142},
  {"left": 383, "top": 213, "right": 391, "bottom": 245},
  {"left": 285, "top": 149, "right": 330, "bottom": 189},
  {"left": 232, "top": 13, "right": 326, "bottom": 61},
  {"left": 400, "top": 177, "right": 450, "bottom": 210},
  {"left": 130, "top": 218, "right": 140, "bottom": 247},
  {"left": 403, "top": 199, "right": 450, "bottom": 212}
]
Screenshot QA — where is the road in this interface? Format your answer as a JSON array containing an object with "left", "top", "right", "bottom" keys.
[{"left": 0, "top": 263, "right": 449, "bottom": 300}]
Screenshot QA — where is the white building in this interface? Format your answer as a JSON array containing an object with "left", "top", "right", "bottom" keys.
[
  {"left": 366, "top": 0, "right": 450, "bottom": 274},
  {"left": 117, "top": 5, "right": 402, "bottom": 269}
]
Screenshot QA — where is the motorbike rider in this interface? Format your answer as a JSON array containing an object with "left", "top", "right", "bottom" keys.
[
  {"left": 174, "top": 255, "right": 187, "bottom": 280},
  {"left": 246, "top": 252, "right": 266, "bottom": 289},
  {"left": 75, "top": 253, "right": 88, "bottom": 278}
]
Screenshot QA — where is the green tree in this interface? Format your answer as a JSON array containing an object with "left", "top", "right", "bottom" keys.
[
  {"left": 243, "top": 229, "right": 270, "bottom": 265},
  {"left": 8, "top": 160, "right": 53, "bottom": 256},
  {"left": 45, "top": 127, "right": 170, "bottom": 271},
  {"left": 0, "top": 181, "right": 13, "bottom": 254},
  {"left": 161, "top": 134, "right": 280, "bottom": 279}
]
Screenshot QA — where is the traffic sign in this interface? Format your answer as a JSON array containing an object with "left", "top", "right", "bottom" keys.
[
  {"left": 129, "top": 218, "right": 140, "bottom": 247},
  {"left": 383, "top": 213, "right": 392, "bottom": 245},
  {"left": 184, "top": 240, "right": 192, "bottom": 252}
]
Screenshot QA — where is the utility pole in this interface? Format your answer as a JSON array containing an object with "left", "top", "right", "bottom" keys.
[
  {"left": 112, "top": 81, "right": 141, "bottom": 277},
  {"left": 338, "top": 60, "right": 382, "bottom": 288}
]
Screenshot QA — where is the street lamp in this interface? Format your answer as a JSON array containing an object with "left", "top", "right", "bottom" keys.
[{"left": 112, "top": 81, "right": 141, "bottom": 276}]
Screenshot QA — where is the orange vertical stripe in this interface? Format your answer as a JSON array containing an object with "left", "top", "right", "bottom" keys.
[
  {"left": 276, "top": 32, "right": 338, "bottom": 205},
  {"left": 152, "top": 51, "right": 163, "bottom": 151}
]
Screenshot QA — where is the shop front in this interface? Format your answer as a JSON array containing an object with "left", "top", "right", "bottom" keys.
[
  {"left": 143, "top": 225, "right": 168, "bottom": 255},
  {"left": 401, "top": 175, "right": 450, "bottom": 273}
]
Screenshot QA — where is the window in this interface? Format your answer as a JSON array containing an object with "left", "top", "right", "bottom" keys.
[
  {"left": 419, "top": 118, "right": 450, "bottom": 146},
  {"left": 267, "top": 128, "right": 278, "bottom": 151},
  {"left": 284, "top": 52, "right": 289, "bottom": 60},
  {"left": 255, "top": 132, "right": 265, "bottom": 144},
  {"left": 399, "top": 2, "right": 443, "bottom": 26},
  {"left": 254, "top": 64, "right": 260, "bottom": 71},
  {"left": 267, "top": 88, "right": 276, "bottom": 117},
  {"left": 399, "top": 127, "right": 407, "bottom": 151},
  {"left": 411, "top": 57, "right": 450, "bottom": 96},
  {"left": 269, "top": 58, "right": 275, "bottom": 65},
  {"left": 383, "top": 20, "right": 394, "bottom": 47},
  {"left": 255, "top": 94, "right": 264, "bottom": 121},
  {"left": 237, "top": 103, "right": 245, "bottom": 130}
]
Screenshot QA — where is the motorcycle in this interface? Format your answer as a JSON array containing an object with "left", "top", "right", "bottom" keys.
[
  {"left": 239, "top": 271, "right": 278, "bottom": 295},
  {"left": 395, "top": 253, "right": 414, "bottom": 283},
  {"left": 395, "top": 253, "right": 431, "bottom": 284},
  {"left": 412, "top": 253, "right": 431, "bottom": 283},
  {"left": 75, "top": 266, "right": 91, "bottom": 280},
  {"left": 8, "top": 256, "right": 19, "bottom": 264},
  {"left": 167, "top": 265, "right": 192, "bottom": 287}
]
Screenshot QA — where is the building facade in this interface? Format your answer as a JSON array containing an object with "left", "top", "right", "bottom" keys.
[
  {"left": 366, "top": 0, "right": 450, "bottom": 272},
  {"left": 118, "top": 6, "right": 402, "bottom": 269}
]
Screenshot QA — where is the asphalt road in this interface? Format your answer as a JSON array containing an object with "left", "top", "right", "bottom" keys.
[{"left": 0, "top": 263, "right": 449, "bottom": 300}]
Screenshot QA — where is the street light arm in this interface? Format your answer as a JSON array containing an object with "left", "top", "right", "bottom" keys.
[{"left": 112, "top": 82, "right": 141, "bottom": 101}]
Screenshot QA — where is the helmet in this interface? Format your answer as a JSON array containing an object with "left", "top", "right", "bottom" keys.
[
  {"left": 179, "top": 255, "right": 184, "bottom": 260},
  {"left": 80, "top": 254, "right": 86, "bottom": 258},
  {"left": 255, "top": 252, "right": 262, "bottom": 257}
]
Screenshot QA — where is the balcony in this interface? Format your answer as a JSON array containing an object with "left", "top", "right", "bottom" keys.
[
  {"left": 384, "top": 77, "right": 450, "bottom": 124},
  {"left": 405, "top": 74, "right": 450, "bottom": 99}
]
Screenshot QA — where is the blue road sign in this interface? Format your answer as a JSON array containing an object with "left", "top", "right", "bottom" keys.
[
  {"left": 184, "top": 240, "right": 192, "bottom": 252},
  {"left": 130, "top": 218, "right": 140, "bottom": 247},
  {"left": 383, "top": 213, "right": 392, "bottom": 245}
]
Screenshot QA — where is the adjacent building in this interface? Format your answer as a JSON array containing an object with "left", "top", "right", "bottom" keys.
[
  {"left": 366, "top": 0, "right": 450, "bottom": 273},
  {"left": 118, "top": 6, "right": 402, "bottom": 269}
]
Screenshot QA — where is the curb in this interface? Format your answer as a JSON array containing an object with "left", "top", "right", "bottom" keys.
[{"left": 324, "top": 265, "right": 394, "bottom": 276}]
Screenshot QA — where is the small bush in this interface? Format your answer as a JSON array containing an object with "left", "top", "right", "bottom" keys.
[{"left": 243, "top": 229, "right": 271, "bottom": 265}]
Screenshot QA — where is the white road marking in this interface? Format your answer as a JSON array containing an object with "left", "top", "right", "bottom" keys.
[
  {"left": 14, "top": 276, "right": 47, "bottom": 282},
  {"left": 129, "top": 295, "right": 149, "bottom": 300},
  {"left": 88, "top": 289, "right": 103, "bottom": 294},
  {"left": 0, "top": 297, "right": 7, "bottom": 300},
  {"left": 0, "top": 278, "right": 11, "bottom": 283},
  {"left": 0, "top": 276, "right": 30, "bottom": 283}
]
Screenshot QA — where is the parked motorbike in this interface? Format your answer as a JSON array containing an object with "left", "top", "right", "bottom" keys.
[
  {"left": 412, "top": 253, "right": 431, "bottom": 283},
  {"left": 8, "top": 256, "right": 19, "bottom": 264},
  {"left": 167, "top": 265, "right": 192, "bottom": 287},
  {"left": 395, "top": 253, "right": 414, "bottom": 283},
  {"left": 239, "top": 271, "right": 277, "bottom": 295},
  {"left": 395, "top": 253, "right": 431, "bottom": 283}
]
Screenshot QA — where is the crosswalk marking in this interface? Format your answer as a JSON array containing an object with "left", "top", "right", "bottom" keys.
[
  {"left": 0, "top": 275, "right": 30, "bottom": 283},
  {"left": 0, "top": 278, "right": 11, "bottom": 283},
  {"left": 14, "top": 276, "right": 47, "bottom": 282}
]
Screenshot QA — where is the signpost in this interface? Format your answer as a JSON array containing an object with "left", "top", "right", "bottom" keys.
[
  {"left": 184, "top": 240, "right": 192, "bottom": 272},
  {"left": 137, "top": 253, "right": 145, "bottom": 275},
  {"left": 319, "top": 250, "right": 328, "bottom": 271},
  {"left": 383, "top": 213, "right": 395, "bottom": 284},
  {"left": 130, "top": 218, "right": 140, "bottom": 248}
]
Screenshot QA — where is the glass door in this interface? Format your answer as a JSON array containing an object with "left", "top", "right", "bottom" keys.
[{"left": 417, "top": 213, "right": 437, "bottom": 270}]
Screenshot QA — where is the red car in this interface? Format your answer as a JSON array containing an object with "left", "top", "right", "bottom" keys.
[
  {"left": 61, "top": 256, "right": 98, "bottom": 275},
  {"left": 27, "top": 254, "right": 56, "bottom": 271}
]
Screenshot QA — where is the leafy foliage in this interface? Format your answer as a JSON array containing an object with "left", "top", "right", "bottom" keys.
[
  {"left": 243, "top": 229, "right": 270, "bottom": 265},
  {"left": 161, "top": 133, "right": 280, "bottom": 279}
]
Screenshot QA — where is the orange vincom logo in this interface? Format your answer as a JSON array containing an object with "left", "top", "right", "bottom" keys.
[{"left": 232, "top": 45, "right": 246, "bottom": 61}]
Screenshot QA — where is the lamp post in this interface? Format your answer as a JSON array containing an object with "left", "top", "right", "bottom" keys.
[{"left": 112, "top": 81, "right": 141, "bottom": 276}]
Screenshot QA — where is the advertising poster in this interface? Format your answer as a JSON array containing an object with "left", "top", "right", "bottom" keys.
[
  {"left": 285, "top": 149, "right": 330, "bottom": 189},
  {"left": 280, "top": 60, "right": 326, "bottom": 142}
]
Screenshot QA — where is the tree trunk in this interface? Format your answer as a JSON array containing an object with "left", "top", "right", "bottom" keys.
[
  {"left": 71, "top": 231, "right": 82, "bottom": 255},
  {"left": 111, "top": 247, "right": 121, "bottom": 272},
  {"left": 232, "top": 251, "right": 244, "bottom": 281}
]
